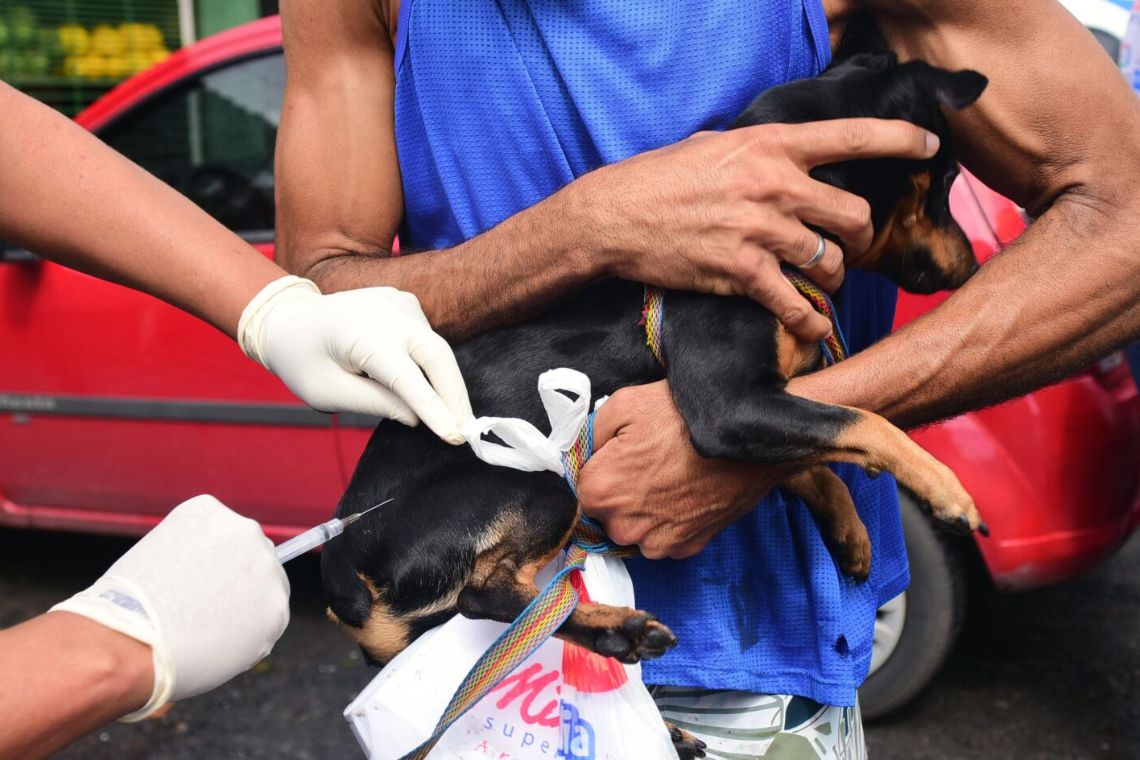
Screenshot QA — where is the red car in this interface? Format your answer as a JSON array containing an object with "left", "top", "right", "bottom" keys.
[{"left": 1, "top": 16, "right": 1137, "bottom": 718}]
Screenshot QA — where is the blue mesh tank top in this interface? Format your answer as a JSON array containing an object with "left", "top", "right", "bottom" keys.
[{"left": 393, "top": 0, "right": 908, "bottom": 706}]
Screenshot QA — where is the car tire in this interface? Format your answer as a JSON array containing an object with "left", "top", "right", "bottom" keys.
[{"left": 859, "top": 488, "right": 969, "bottom": 720}]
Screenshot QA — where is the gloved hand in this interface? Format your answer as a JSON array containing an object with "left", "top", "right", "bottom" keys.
[
  {"left": 238, "top": 276, "right": 471, "bottom": 444},
  {"left": 50, "top": 495, "right": 290, "bottom": 721}
]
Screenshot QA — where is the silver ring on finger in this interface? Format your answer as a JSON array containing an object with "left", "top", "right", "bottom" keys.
[{"left": 801, "top": 232, "right": 827, "bottom": 269}]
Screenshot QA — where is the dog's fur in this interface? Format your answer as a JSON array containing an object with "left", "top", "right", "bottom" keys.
[{"left": 322, "top": 52, "right": 988, "bottom": 758}]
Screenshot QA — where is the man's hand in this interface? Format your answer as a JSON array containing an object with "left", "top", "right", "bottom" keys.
[
  {"left": 577, "top": 381, "right": 789, "bottom": 559},
  {"left": 578, "top": 119, "right": 939, "bottom": 340},
  {"left": 238, "top": 276, "right": 472, "bottom": 444}
]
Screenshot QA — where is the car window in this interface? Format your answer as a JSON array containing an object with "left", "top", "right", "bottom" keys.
[{"left": 99, "top": 52, "right": 283, "bottom": 239}]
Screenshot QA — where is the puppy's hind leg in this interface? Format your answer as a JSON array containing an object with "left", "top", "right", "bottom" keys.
[{"left": 781, "top": 467, "right": 871, "bottom": 580}]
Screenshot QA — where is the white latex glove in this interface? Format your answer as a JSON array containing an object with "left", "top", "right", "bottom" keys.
[
  {"left": 238, "top": 276, "right": 472, "bottom": 445},
  {"left": 50, "top": 495, "right": 290, "bottom": 721}
]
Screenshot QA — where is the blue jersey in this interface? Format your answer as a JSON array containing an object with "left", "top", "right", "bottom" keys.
[{"left": 393, "top": 0, "right": 908, "bottom": 706}]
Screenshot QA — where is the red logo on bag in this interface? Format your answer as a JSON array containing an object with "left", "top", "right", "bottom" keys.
[
  {"left": 561, "top": 573, "right": 628, "bottom": 693},
  {"left": 492, "top": 663, "right": 561, "bottom": 727}
]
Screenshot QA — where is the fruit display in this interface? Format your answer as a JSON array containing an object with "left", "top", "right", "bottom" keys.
[{"left": 0, "top": 5, "right": 171, "bottom": 80}]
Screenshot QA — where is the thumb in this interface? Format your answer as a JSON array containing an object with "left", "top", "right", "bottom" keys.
[
  {"left": 576, "top": 435, "right": 626, "bottom": 512},
  {"left": 576, "top": 445, "right": 608, "bottom": 510}
]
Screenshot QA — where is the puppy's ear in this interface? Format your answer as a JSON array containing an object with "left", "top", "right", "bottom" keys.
[{"left": 932, "top": 70, "right": 988, "bottom": 110}]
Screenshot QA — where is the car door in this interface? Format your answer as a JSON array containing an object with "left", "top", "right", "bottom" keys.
[{"left": 0, "top": 50, "right": 346, "bottom": 537}]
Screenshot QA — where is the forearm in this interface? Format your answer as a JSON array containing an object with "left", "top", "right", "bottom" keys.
[
  {"left": 275, "top": 0, "right": 604, "bottom": 341},
  {"left": 0, "top": 612, "right": 152, "bottom": 759},
  {"left": 791, "top": 192, "right": 1140, "bottom": 427},
  {"left": 286, "top": 117, "right": 933, "bottom": 342},
  {"left": 296, "top": 182, "right": 608, "bottom": 341},
  {"left": 0, "top": 83, "right": 282, "bottom": 337}
]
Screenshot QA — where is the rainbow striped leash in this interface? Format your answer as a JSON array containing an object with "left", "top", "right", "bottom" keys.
[
  {"left": 641, "top": 271, "right": 849, "bottom": 370},
  {"left": 399, "top": 414, "right": 633, "bottom": 760},
  {"left": 779, "top": 267, "right": 850, "bottom": 366},
  {"left": 562, "top": 417, "right": 638, "bottom": 560},
  {"left": 641, "top": 285, "right": 667, "bottom": 365}
]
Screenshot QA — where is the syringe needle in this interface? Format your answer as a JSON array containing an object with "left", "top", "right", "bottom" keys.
[
  {"left": 275, "top": 498, "right": 394, "bottom": 564},
  {"left": 340, "top": 498, "right": 394, "bottom": 528}
]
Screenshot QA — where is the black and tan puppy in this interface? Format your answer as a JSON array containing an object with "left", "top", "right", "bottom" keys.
[{"left": 322, "top": 52, "right": 988, "bottom": 738}]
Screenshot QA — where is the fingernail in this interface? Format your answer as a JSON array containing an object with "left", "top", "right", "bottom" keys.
[
  {"left": 445, "top": 431, "right": 466, "bottom": 446},
  {"left": 925, "top": 131, "right": 941, "bottom": 156}
]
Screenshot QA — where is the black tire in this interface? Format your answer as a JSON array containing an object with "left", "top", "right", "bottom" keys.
[{"left": 859, "top": 489, "right": 969, "bottom": 720}]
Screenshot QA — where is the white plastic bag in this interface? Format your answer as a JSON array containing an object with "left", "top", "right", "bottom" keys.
[
  {"left": 460, "top": 367, "right": 596, "bottom": 475},
  {"left": 344, "top": 553, "right": 676, "bottom": 759}
]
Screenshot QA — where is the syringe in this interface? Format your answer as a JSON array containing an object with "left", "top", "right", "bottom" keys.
[{"left": 275, "top": 498, "right": 394, "bottom": 564}]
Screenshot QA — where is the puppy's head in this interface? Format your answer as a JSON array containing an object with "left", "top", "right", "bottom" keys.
[{"left": 734, "top": 53, "right": 988, "bottom": 294}]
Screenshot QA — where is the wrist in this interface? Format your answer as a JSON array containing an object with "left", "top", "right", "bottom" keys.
[
  {"left": 47, "top": 612, "right": 155, "bottom": 717},
  {"left": 94, "top": 623, "right": 156, "bottom": 715},
  {"left": 221, "top": 253, "right": 292, "bottom": 337},
  {"left": 552, "top": 169, "right": 622, "bottom": 280},
  {"left": 236, "top": 275, "right": 321, "bottom": 367}
]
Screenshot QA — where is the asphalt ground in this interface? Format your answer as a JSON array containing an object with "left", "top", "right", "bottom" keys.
[{"left": 2, "top": 525, "right": 1138, "bottom": 759}]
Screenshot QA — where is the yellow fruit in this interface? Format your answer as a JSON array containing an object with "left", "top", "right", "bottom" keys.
[
  {"left": 144, "top": 25, "right": 164, "bottom": 51},
  {"left": 58, "top": 24, "right": 89, "bottom": 55},
  {"left": 61, "top": 55, "right": 80, "bottom": 77},
  {"left": 149, "top": 48, "right": 170, "bottom": 66},
  {"left": 120, "top": 22, "right": 149, "bottom": 52},
  {"left": 105, "top": 56, "right": 128, "bottom": 78},
  {"left": 91, "top": 24, "right": 125, "bottom": 57},
  {"left": 126, "top": 51, "right": 150, "bottom": 73},
  {"left": 77, "top": 55, "right": 108, "bottom": 79}
]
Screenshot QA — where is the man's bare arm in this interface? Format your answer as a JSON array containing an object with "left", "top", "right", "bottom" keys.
[
  {"left": 275, "top": 0, "right": 605, "bottom": 340},
  {"left": 792, "top": 0, "right": 1140, "bottom": 427},
  {"left": 276, "top": 0, "right": 942, "bottom": 342}
]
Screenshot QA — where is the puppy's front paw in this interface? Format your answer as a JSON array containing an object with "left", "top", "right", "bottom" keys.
[
  {"left": 594, "top": 613, "right": 677, "bottom": 664},
  {"left": 913, "top": 465, "right": 988, "bottom": 537}
]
